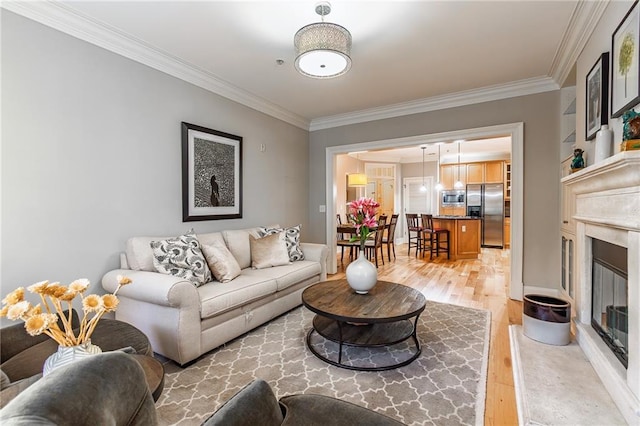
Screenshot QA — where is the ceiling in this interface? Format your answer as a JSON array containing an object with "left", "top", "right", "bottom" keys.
[
  {"left": 4, "top": 0, "right": 597, "bottom": 131},
  {"left": 348, "top": 136, "right": 511, "bottom": 164}
]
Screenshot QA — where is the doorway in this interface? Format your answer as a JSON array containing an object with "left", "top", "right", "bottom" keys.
[{"left": 326, "top": 123, "right": 524, "bottom": 301}]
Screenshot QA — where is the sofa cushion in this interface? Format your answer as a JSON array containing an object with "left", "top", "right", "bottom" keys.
[
  {"left": 222, "top": 229, "right": 256, "bottom": 269},
  {"left": 241, "top": 261, "right": 321, "bottom": 292},
  {"left": 198, "top": 276, "right": 278, "bottom": 318},
  {"left": 202, "top": 241, "right": 242, "bottom": 283},
  {"left": 250, "top": 233, "right": 290, "bottom": 269},
  {"left": 151, "top": 232, "right": 212, "bottom": 286},
  {"left": 259, "top": 225, "right": 305, "bottom": 262}
]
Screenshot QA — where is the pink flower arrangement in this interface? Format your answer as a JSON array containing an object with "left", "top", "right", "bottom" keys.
[{"left": 347, "top": 197, "right": 380, "bottom": 251}]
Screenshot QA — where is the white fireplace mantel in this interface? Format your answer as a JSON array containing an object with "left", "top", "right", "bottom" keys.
[{"left": 562, "top": 150, "right": 640, "bottom": 424}]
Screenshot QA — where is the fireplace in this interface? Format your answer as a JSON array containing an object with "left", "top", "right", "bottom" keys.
[
  {"left": 562, "top": 151, "right": 640, "bottom": 424},
  {"left": 591, "top": 238, "right": 628, "bottom": 368}
]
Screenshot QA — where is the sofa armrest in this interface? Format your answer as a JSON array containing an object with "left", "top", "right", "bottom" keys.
[
  {"left": 102, "top": 269, "right": 199, "bottom": 309},
  {"left": 300, "top": 243, "right": 329, "bottom": 281}
]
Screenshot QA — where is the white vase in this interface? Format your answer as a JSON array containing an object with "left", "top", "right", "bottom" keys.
[
  {"left": 594, "top": 125, "right": 613, "bottom": 163},
  {"left": 43, "top": 340, "right": 102, "bottom": 376},
  {"left": 346, "top": 250, "right": 378, "bottom": 294}
]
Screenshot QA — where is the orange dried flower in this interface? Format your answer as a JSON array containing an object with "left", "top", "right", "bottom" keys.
[
  {"left": 101, "top": 294, "right": 119, "bottom": 312},
  {"left": 2, "top": 287, "right": 25, "bottom": 306}
]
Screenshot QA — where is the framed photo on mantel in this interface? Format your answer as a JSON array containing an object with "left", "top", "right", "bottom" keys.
[
  {"left": 586, "top": 52, "right": 609, "bottom": 140},
  {"left": 611, "top": 0, "right": 640, "bottom": 118},
  {"left": 181, "top": 122, "right": 243, "bottom": 221}
]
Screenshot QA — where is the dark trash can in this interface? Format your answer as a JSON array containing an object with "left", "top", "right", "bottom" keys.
[{"left": 523, "top": 294, "right": 571, "bottom": 345}]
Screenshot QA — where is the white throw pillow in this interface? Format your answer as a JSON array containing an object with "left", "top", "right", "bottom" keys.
[
  {"left": 150, "top": 232, "right": 212, "bottom": 286},
  {"left": 259, "top": 224, "right": 305, "bottom": 261},
  {"left": 201, "top": 241, "right": 242, "bottom": 283},
  {"left": 249, "top": 232, "right": 290, "bottom": 269}
]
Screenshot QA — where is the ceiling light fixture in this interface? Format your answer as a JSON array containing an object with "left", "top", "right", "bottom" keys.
[
  {"left": 420, "top": 146, "right": 427, "bottom": 192},
  {"left": 454, "top": 141, "right": 464, "bottom": 189},
  {"left": 348, "top": 152, "right": 366, "bottom": 187},
  {"left": 294, "top": 1, "right": 352, "bottom": 79},
  {"left": 434, "top": 144, "right": 444, "bottom": 191}
]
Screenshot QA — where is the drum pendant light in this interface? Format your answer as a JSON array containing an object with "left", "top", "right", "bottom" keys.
[{"left": 294, "top": 2, "right": 352, "bottom": 79}]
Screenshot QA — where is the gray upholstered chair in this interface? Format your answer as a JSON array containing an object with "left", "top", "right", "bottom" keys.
[
  {"left": 203, "top": 379, "right": 405, "bottom": 426},
  {"left": 0, "top": 352, "right": 157, "bottom": 425}
]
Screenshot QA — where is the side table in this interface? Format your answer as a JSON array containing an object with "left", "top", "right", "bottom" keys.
[{"left": 131, "top": 354, "right": 165, "bottom": 402}]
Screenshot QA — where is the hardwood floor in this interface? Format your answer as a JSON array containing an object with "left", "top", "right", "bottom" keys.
[{"left": 331, "top": 244, "right": 522, "bottom": 425}]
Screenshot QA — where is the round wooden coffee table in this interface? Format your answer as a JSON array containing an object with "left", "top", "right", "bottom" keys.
[{"left": 302, "top": 279, "right": 426, "bottom": 371}]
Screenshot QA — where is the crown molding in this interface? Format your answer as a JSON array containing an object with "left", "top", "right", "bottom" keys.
[
  {"left": 309, "top": 77, "right": 559, "bottom": 131},
  {"left": 549, "top": 0, "right": 609, "bottom": 86},
  {"left": 1, "top": 1, "right": 310, "bottom": 130}
]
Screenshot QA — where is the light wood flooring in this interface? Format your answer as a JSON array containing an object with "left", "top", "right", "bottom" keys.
[{"left": 331, "top": 244, "right": 522, "bottom": 426}]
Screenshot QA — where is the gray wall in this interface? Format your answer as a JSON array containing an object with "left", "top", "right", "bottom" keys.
[
  {"left": 1, "top": 12, "right": 309, "bottom": 304},
  {"left": 309, "top": 92, "right": 561, "bottom": 289}
]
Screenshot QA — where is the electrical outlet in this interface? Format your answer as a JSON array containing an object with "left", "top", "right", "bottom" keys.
[
  {"left": 259, "top": 143, "right": 266, "bottom": 152},
  {"left": 319, "top": 205, "right": 326, "bottom": 213},
  {"left": 462, "top": 225, "right": 466, "bottom": 232}
]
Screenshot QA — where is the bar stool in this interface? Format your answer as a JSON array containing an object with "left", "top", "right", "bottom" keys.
[
  {"left": 382, "top": 214, "right": 399, "bottom": 261},
  {"left": 405, "top": 213, "right": 422, "bottom": 257},
  {"left": 421, "top": 214, "right": 450, "bottom": 260}
]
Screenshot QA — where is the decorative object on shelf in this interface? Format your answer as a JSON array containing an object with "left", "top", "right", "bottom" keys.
[
  {"left": 570, "top": 148, "right": 585, "bottom": 172},
  {"left": 43, "top": 340, "right": 103, "bottom": 376},
  {"left": 586, "top": 52, "right": 609, "bottom": 140},
  {"left": 0, "top": 276, "right": 132, "bottom": 374},
  {"left": 594, "top": 125, "right": 614, "bottom": 163},
  {"left": 611, "top": 1, "right": 640, "bottom": 118},
  {"left": 294, "top": 1, "right": 352, "bottom": 79},
  {"left": 345, "top": 197, "right": 379, "bottom": 294},
  {"left": 181, "top": 122, "right": 243, "bottom": 221},
  {"left": 621, "top": 109, "right": 640, "bottom": 150}
]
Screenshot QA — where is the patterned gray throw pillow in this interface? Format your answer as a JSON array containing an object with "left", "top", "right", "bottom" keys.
[
  {"left": 150, "top": 232, "right": 212, "bottom": 286},
  {"left": 259, "top": 224, "right": 305, "bottom": 261}
]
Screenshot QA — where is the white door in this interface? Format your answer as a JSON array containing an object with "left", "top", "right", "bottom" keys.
[{"left": 402, "top": 177, "right": 434, "bottom": 242}]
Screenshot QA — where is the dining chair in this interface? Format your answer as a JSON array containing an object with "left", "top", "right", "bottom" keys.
[
  {"left": 405, "top": 213, "right": 422, "bottom": 257},
  {"left": 336, "top": 214, "right": 357, "bottom": 263},
  {"left": 365, "top": 215, "right": 387, "bottom": 267},
  {"left": 421, "top": 214, "right": 450, "bottom": 260},
  {"left": 382, "top": 214, "right": 399, "bottom": 261}
]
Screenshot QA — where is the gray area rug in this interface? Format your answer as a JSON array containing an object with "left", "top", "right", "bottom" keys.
[
  {"left": 156, "top": 301, "right": 491, "bottom": 426},
  {"left": 509, "top": 325, "right": 626, "bottom": 425}
]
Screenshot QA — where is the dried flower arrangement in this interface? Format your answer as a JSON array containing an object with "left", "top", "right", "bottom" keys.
[{"left": 0, "top": 276, "right": 131, "bottom": 346}]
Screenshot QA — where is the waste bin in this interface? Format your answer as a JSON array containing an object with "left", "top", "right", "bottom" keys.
[{"left": 523, "top": 294, "right": 571, "bottom": 345}]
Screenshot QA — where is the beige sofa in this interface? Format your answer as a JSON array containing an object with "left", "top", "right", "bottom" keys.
[{"left": 102, "top": 226, "right": 328, "bottom": 365}]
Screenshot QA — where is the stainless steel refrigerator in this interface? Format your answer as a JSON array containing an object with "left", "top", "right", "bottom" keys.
[{"left": 466, "top": 183, "right": 504, "bottom": 248}]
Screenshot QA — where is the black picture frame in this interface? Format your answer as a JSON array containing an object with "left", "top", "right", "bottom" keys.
[
  {"left": 586, "top": 52, "right": 609, "bottom": 140},
  {"left": 611, "top": 0, "right": 640, "bottom": 118},
  {"left": 181, "top": 122, "right": 242, "bottom": 221}
]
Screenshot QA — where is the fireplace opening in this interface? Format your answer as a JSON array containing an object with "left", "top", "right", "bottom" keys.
[{"left": 591, "top": 238, "right": 628, "bottom": 368}]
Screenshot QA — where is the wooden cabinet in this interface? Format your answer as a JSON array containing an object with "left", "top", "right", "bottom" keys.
[
  {"left": 504, "top": 162, "right": 511, "bottom": 200},
  {"left": 442, "top": 161, "right": 504, "bottom": 188},
  {"left": 561, "top": 232, "right": 575, "bottom": 302},
  {"left": 560, "top": 156, "right": 575, "bottom": 233},
  {"left": 466, "top": 163, "right": 484, "bottom": 184},
  {"left": 504, "top": 217, "right": 510, "bottom": 248},
  {"left": 485, "top": 161, "right": 504, "bottom": 183},
  {"left": 440, "top": 164, "right": 466, "bottom": 189}
]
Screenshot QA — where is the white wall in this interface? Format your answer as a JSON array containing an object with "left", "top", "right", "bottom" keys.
[{"left": 0, "top": 11, "right": 309, "bottom": 316}]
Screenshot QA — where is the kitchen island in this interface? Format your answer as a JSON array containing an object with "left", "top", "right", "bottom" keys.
[{"left": 433, "top": 216, "right": 482, "bottom": 260}]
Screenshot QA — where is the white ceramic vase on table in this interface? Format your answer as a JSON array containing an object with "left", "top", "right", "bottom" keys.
[{"left": 346, "top": 250, "right": 378, "bottom": 294}]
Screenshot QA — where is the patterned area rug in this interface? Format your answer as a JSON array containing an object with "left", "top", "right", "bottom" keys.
[{"left": 156, "top": 301, "right": 490, "bottom": 426}]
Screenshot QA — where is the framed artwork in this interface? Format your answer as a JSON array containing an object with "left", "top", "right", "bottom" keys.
[
  {"left": 181, "top": 122, "right": 242, "bottom": 221},
  {"left": 612, "top": 0, "right": 640, "bottom": 118},
  {"left": 586, "top": 52, "right": 609, "bottom": 140}
]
